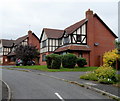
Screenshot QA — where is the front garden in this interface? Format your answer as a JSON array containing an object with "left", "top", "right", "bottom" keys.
[
  {"left": 14, "top": 53, "right": 98, "bottom": 72},
  {"left": 80, "top": 49, "right": 120, "bottom": 86}
]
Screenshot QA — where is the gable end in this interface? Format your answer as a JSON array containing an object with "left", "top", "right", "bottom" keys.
[{"left": 94, "top": 14, "right": 118, "bottom": 38}]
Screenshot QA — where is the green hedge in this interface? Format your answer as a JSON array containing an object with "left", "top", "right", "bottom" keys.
[
  {"left": 46, "top": 54, "right": 61, "bottom": 69},
  {"left": 62, "top": 53, "right": 77, "bottom": 68},
  {"left": 77, "top": 57, "right": 87, "bottom": 67}
]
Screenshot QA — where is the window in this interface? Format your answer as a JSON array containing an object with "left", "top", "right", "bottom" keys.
[
  {"left": 42, "top": 54, "right": 46, "bottom": 61},
  {"left": 58, "top": 39, "right": 62, "bottom": 46},
  {"left": 79, "top": 53, "right": 82, "bottom": 57},
  {"left": 64, "top": 37, "right": 69, "bottom": 44},
  {"left": 77, "top": 35, "right": 81, "bottom": 42},
  {"left": 42, "top": 40, "right": 46, "bottom": 48},
  {"left": 0, "top": 47, "right": 2, "bottom": 52},
  {"left": 0, "top": 57, "right": 3, "bottom": 64}
]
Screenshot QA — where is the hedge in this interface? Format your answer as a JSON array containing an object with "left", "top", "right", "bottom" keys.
[
  {"left": 62, "top": 53, "right": 77, "bottom": 68},
  {"left": 46, "top": 54, "right": 61, "bottom": 69},
  {"left": 77, "top": 57, "right": 87, "bottom": 67}
]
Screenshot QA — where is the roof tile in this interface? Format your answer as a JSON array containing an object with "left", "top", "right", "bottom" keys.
[
  {"left": 43, "top": 28, "right": 64, "bottom": 39},
  {"left": 65, "top": 19, "right": 88, "bottom": 34}
]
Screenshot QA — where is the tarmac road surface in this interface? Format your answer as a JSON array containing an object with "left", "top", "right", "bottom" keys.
[{"left": 2, "top": 68, "right": 113, "bottom": 100}]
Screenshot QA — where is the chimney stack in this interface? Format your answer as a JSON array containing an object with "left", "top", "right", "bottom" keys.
[
  {"left": 28, "top": 30, "right": 32, "bottom": 34},
  {"left": 86, "top": 9, "right": 93, "bottom": 19}
]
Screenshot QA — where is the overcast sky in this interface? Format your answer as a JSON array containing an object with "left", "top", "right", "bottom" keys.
[{"left": 0, "top": 0, "right": 119, "bottom": 40}]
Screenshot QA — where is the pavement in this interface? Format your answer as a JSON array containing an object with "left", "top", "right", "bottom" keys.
[
  {"left": 1, "top": 66, "right": 120, "bottom": 100},
  {"left": 0, "top": 80, "right": 2, "bottom": 101},
  {"left": 0, "top": 80, "right": 9, "bottom": 100}
]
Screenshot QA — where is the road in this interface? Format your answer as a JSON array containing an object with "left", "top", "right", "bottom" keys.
[{"left": 2, "top": 68, "right": 112, "bottom": 100}]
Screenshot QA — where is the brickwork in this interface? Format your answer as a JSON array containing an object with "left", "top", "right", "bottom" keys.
[
  {"left": 86, "top": 9, "right": 116, "bottom": 66},
  {"left": 28, "top": 31, "right": 40, "bottom": 50}
]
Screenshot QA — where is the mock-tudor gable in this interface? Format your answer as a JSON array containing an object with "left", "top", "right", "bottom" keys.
[
  {"left": 65, "top": 19, "right": 88, "bottom": 35},
  {"left": 15, "top": 35, "right": 28, "bottom": 46}
]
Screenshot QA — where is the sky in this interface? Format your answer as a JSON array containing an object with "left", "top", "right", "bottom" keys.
[{"left": 0, "top": 0, "right": 119, "bottom": 40}]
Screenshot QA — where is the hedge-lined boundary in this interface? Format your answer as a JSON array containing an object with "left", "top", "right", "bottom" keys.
[{"left": 46, "top": 53, "right": 87, "bottom": 69}]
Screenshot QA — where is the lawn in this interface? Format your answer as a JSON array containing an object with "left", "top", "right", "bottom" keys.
[{"left": 13, "top": 65, "right": 98, "bottom": 72}]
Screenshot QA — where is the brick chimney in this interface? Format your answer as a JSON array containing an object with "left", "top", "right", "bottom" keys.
[
  {"left": 28, "top": 30, "right": 33, "bottom": 46},
  {"left": 28, "top": 30, "right": 32, "bottom": 34},
  {"left": 86, "top": 9, "right": 95, "bottom": 66},
  {"left": 86, "top": 9, "right": 93, "bottom": 19}
]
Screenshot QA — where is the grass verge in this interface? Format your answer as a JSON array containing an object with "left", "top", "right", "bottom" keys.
[{"left": 13, "top": 65, "right": 98, "bottom": 72}]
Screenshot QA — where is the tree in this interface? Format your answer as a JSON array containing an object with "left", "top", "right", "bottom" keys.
[
  {"left": 115, "top": 40, "right": 120, "bottom": 54},
  {"left": 14, "top": 45, "right": 40, "bottom": 65}
]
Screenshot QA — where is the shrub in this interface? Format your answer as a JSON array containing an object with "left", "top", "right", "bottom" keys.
[
  {"left": 103, "top": 49, "right": 120, "bottom": 68},
  {"left": 77, "top": 57, "right": 87, "bottom": 67},
  {"left": 46, "top": 55, "right": 52, "bottom": 69},
  {"left": 80, "top": 72, "right": 98, "bottom": 81},
  {"left": 62, "top": 53, "right": 77, "bottom": 68},
  {"left": 98, "top": 78, "right": 114, "bottom": 84},
  {"left": 46, "top": 54, "right": 61, "bottom": 69},
  {"left": 80, "top": 66, "right": 117, "bottom": 84},
  {"left": 94, "top": 66, "right": 117, "bottom": 82}
]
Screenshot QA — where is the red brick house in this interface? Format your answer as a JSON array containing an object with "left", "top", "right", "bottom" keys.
[
  {"left": 0, "top": 30, "right": 40, "bottom": 65},
  {"left": 40, "top": 9, "right": 117, "bottom": 66}
]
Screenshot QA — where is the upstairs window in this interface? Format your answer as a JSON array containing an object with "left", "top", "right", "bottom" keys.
[
  {"left": 0, "top": 47, "right": 2, "bottom": 53},
  {"left": 64, "top": 37, "right": 69, "bottom": 44},
  {"left": 77, "top": 35, "right": 81, "bottom": 42},
  {"left": 58, "top": 39, "right": 62, "bottom": 46},
  {"left": 42, "top": 40, "right": 46, "bottom": 48}
]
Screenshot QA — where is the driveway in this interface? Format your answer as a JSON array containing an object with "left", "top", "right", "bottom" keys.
[{"left": 1, "top": 68, "right": 111, "bottom": 100}]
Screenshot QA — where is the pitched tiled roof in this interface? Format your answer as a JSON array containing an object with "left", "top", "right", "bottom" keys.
[
  {"left": 42, "top": 19, "right": 87, "bottom": 39},
  {"left": 0, "top": 39, "right": 15, "bottom": 47},
  {"left": 43, "top": 28, "right": 64, "bottom": 39},
  {"left": 65, "top": 19, "right": 88, "bottom": 34},
  {"left": 15, "top": 35, "right": 28, "bottom": 45},
  {"left": 55, "top": 44, "right": 91, "bottom": 53}
]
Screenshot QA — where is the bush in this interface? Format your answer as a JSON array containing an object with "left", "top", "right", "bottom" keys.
[
  {"left": 103, "top": 49, "right": 120, "bottom": 68},
  {"left": 80, "top": 66, "right": 117, "bottom": 84},
  {"left": 77, "top": 57, "right": 87, "bottom": 67},
  {"left": 46, "top": 54, "right": 61, "bottom": 69},
  {"left": 94, "top": 66, "right": 117, "bottom": 82},
  {"left": 98, "top": 78, "right": 114, "bottom": 84},
  {"left": 62, "top": 53, "right": 77, "bottom": 68},
  {"left": 80, "top": 72, "right": 98, "bottom": 81},
  {"left": 46, "top": 55, "right": 52, "bottom": 69}
]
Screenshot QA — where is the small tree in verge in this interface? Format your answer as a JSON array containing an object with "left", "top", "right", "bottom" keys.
[
  {"left": 15, "top": 45, "right": 40, "bottom": 65},
  {"left": 62, "top": 53, "right": 77, "bottom": 68},
  {"left": 77, "top": 57, "right": 87, "bottom": 67},
  {"left": 46, "top": 54, "right": 61, "bottom": 69}
]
